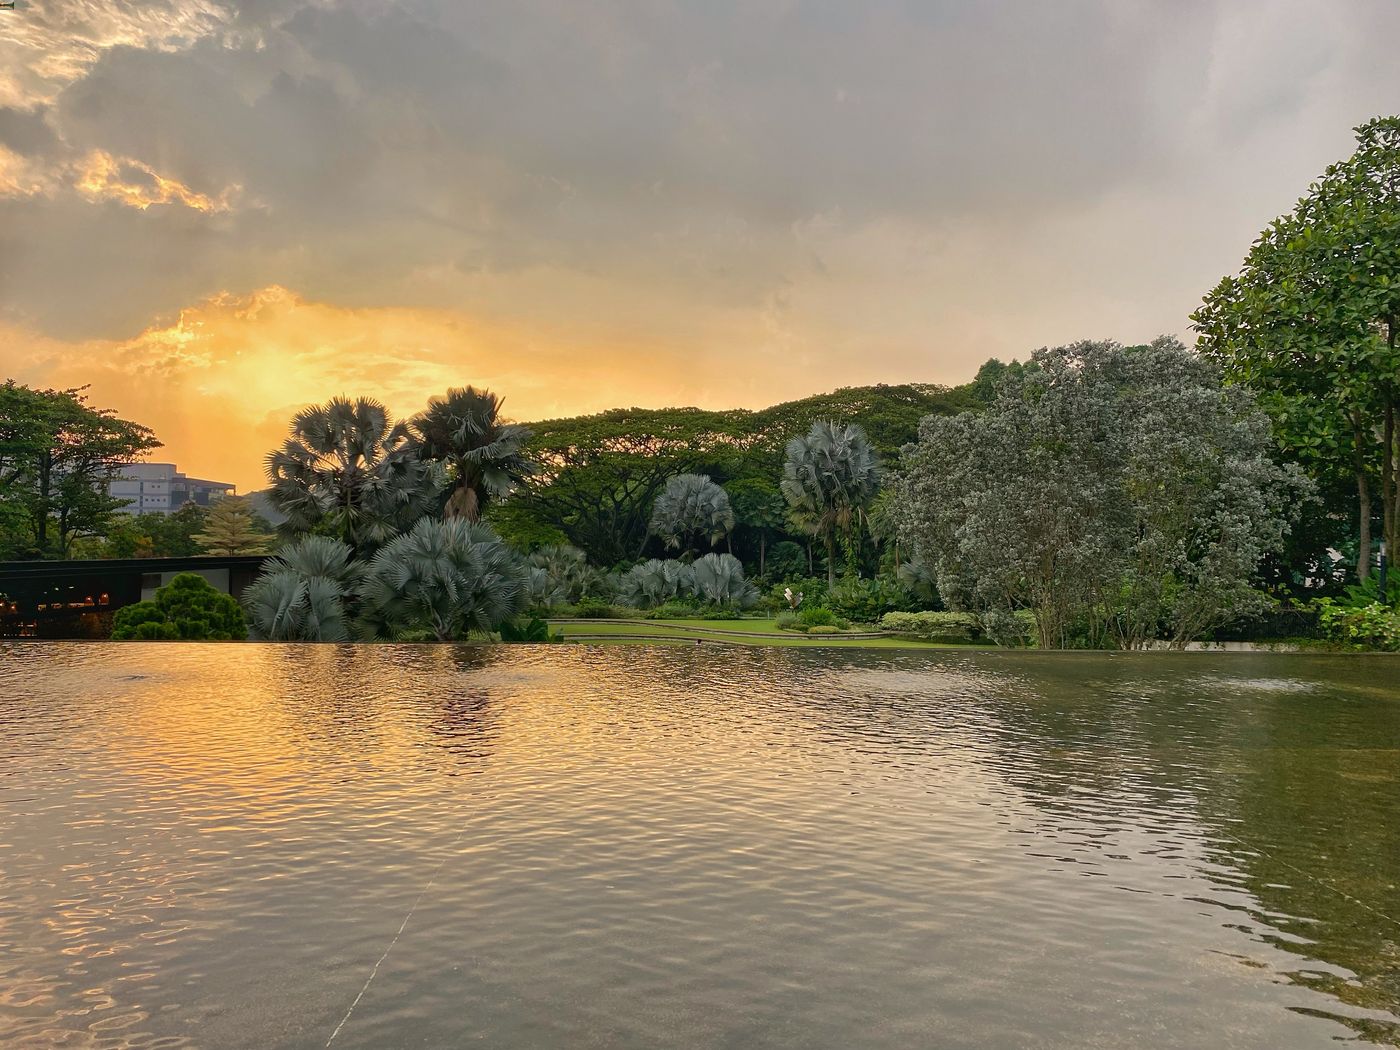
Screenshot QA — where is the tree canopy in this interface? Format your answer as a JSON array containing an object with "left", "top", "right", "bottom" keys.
[{"left": 1194, "top": 115, "right": 1400, "bottom": 580}]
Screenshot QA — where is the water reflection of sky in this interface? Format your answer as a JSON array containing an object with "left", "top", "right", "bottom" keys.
[{"left": 0, "top": 644, "right": 1397, "bottom": 1048}]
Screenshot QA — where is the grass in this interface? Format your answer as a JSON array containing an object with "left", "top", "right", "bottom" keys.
[{"left": 547, "top": 616, "right": 977, "bottom": 649}]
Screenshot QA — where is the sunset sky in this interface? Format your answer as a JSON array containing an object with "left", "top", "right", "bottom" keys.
[{"left": 4, "top": 1, "right": 1400, "bottom": 492}]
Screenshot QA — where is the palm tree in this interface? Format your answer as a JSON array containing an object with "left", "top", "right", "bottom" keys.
[
  {"left": 243, "top": 535, "right": 363, "bottom": 641},
  {"left": 780, "top": 420, "right": 881, "bottom": 587},
  {"left": 266, "top": 397, "right": 441, "bottom": 553},
  {"left": 691, "top": 552, "right": 759, "bottom": 607},
  {"left": 648, "top": 473, "right": 734, "bottom": 556},
  {"left": 617, "top": 558, "right": 695, "bottom": 608},
  {"left": 526, "top": 544, "right": 601, "bottom": 607},
  {"left": 411, "top": 386, "right": 534, "bottom": 522},
  {"left": 357, "top": 517, "right": 527, "bottom": 641}
]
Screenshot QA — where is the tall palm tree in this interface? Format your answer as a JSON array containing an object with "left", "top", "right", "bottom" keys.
[
  {"left": 780, "top": 420, "right": 882, "bottom": 586},
  {"left": 266, "top": 397, "right": 441, "bottom": 553},
  {"left": 357, "top": 517, "right": 528, "bottom": 641},
  {"left": 648, "top": 473, "right": 734, "bottom": 556},
  {"left": 411, "top": 386, "right": 534, "bottom": 522}
]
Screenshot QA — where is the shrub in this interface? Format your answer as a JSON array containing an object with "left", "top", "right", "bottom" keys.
[
  {"left": 573, "top": 597, "right": 622, "bottom": 619},
  {"left": 798, "top": 606, "right": 838, "bottom": 628},
  {"left": 615, "top": 559, "right": 694, "bottom": 609},
  {"left": 1313, "top": 599, "right": 1400, "bottom": 650},
  {"left": 499, "top": 616, "right": 556, "bottom": 643},
  {"left": 826, "top": 575, "right": 915, "bottom": 623},
  {"left": 774, "top": 610, "right": 800, "bottom": 631},
  {"left": 112, "top": 572, "right": 247, "bottom": 641},
  {"left": 879, "top": 610, "right": 983, "bottom": 643},
  {"left": 806, "top": 624, "right": 842, "bottom": 635}
]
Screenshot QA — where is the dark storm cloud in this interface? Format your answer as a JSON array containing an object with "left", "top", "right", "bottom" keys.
[{"left": 4, "top": 0, "right": 1400, "bottom": 374}]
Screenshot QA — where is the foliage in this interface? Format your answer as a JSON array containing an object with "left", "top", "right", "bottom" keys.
[
  {"left": 690, "top": 553, "right": 759, "bottom": 607},
  {"left": 797, "top": 606, "right": 839, "bottom": 629},
  {"left": 266, "top": 397, "right": 441, "bottom": 554},
  {"left": 411, "top": 386, "right": 534, "bottom": 522},
  {"left": 649, "top": 473, "right": 734, "bottom": 554},
  {"left": 1312, "top": 599, "right": 1400, "bottom": 650},
  {"left": 572, "top": 597, "right": 627, "bottom": 619},
  {"left": 498, "top": 616, "right": 556, "bottom": 643},
  {"left": 781, "top": 420, "right": 881, "bottom": 586},
  {"left": 878, "top": 611, "right": 983, "bottom": 643},
  {"left": 0, "top": 382, "right": 161, "bottom": 557},
  {"left": 111, "top": 572, "right": 246, "bottom": 641},
  {"left": 824, "top": 575, "right": 916, "bottom": 623},
  {"left": 806, "top": 625, "right": 842, "bottom": 635},
  {"left": 774, "top": 610, "right": 800, "bottom": 631},
  {"left": 243, "top": 536, "right": 363, "bottom": 642},
  {"left": 525, "top": 544, "right": 605, "bottom": 608},
  {"left": 1193, "top": 115, "right": 1400, "bottom": 582},
  {"left": 764, "top": 541, "right": 809, "bottom": 581},
  {"left": 896, "top": 338, "right": 1310, "bottom": 649},
  {"left": 194, "top": 496, "right": 272, "bottom": 555},
  {"left": 79, "top": 504, "right": 209, "bottom": 559},
  {"left": 508, "top": 384, "right": 968, "bottom": 566},
  {"left": 726, "top": 477, "right": 786, "bottom": 577},
  {"left": 616, "top": 558, "right": 696, "bottom": 609},
  {"left": 895, "top": 557, "right": 940, "bottom": 609},
  {"left": 357, "top": 517, "right": 528, "bottom": 641}
]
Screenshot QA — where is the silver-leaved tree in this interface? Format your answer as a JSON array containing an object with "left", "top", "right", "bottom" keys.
[{"left": 895, "top": 338, "right": 1311, "bottom": 649}]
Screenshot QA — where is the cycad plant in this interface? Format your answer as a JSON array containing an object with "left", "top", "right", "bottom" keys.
[
  {"left": 243, "top": 535, "right": 363, "bottom": 641},
  {"left": 411, "top": 386, "right": 534, "bottom": 522},
  {"left": 357, "top": 517, "right": 527, "bottom": 641},
  {"left": 780, "top": 420, "right": 882, "bottom": 586},
  {"left": 691, "top": 553, "right": 758, "bottom": 608},
  {"left": 648, "top": 473, "right": 735, "bottom": 556},
  {"left": 266, "top": 397, "right": 441, "bottom": 554}
]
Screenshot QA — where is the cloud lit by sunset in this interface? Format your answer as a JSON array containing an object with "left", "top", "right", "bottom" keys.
[{"left": 5, "top": 1, "right": 1400, "bottom": 490}]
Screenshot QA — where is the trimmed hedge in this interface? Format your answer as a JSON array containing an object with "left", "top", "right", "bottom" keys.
[{"left": 879, "top": 611, "right": 982, "bottom": 643}]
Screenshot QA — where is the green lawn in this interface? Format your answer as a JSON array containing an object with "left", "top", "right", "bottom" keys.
[{"left": 547, "top": 617, "right": 974, "bottom": 649}]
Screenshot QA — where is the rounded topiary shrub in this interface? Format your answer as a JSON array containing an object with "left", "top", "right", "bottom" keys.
[{"left": 111, "top": 572, "right": 247, "bottom": 641}]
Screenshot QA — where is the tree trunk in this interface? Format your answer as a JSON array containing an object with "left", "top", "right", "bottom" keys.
[
  {"left": 826, "top": 534, "right": 836, "bottom": 588},
  {"left": 1356, "top": 418, "right": 1373, "bottom": 581},
  {"left": 759, "top": 534, "right": 766, "bottom": 578},
  {"left": 445, "top": 485, "right": 480, "bottom": 522},
  {"left": 1385, "top": 403, "right": 1396, "bottom": 564}
]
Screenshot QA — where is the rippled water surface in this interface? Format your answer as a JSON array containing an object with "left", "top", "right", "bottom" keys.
[{"left": 2, "top": 645, "right": 1399, "bottom": 1049}]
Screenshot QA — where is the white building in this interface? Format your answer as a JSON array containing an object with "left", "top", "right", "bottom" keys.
[{"left": 109, "top": 463, "right": 235, "bottom": 516}]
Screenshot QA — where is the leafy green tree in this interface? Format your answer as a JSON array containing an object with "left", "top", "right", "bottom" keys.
[
  {"left": 896, "top": 338, "right": 1310, "bottom": 649},
  {"left": 111, "top": 572, "right": 247, "bottom": 640},
  {"left": 726, "top": 477, "right": 786, "bottom": 577},
  {"left": 266, "top": 397, "right": 441, "bottom": 554},
  {"left": 411, "top": 386, "right": 534, "bottom": 522},
  {"left": 194, "top": 497, "right": 272, "bottom": 555},
  {"left": 780, "top": 420, "right": 882, "bottom": 587},
  {"left": 1193, "top": 116, "right": 1400, "bottom": 581},
  {"left": 84, "top": 504, "right": 211, "bottom": 559},
  {"left": 0, "top": 382, "right": 161, "bottom": 557},
  {"left": 357, "top": 518, "right": 527, "bottom": 641},
  {"left": 243, "top": 536, "right": 362, "bottom": 641},
  {"left": 648, "top": 473, "right": 734, "bottom": 556}
]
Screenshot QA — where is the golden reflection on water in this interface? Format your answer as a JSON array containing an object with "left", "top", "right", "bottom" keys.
[{"left": 0, "top": 644, "right": 1398, "bottom": 1049}]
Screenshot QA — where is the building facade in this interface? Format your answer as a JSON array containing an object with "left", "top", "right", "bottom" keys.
[{"left": 109, "top": 463, "right": 236, "bottom": 516}]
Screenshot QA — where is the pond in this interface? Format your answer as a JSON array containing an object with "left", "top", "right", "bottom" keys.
[{"left": 1, "top": 644, "right": 1398, "bottom": 1049}]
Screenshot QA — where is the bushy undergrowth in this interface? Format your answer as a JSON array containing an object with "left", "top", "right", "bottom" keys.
[{"left": 1313, "top": 599, "right": 1400, "bottom": 650}]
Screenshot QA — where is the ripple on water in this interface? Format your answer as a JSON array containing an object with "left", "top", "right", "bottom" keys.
[{"left": 0, "top": 643, "right": 1398, "bottom": 1049}]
